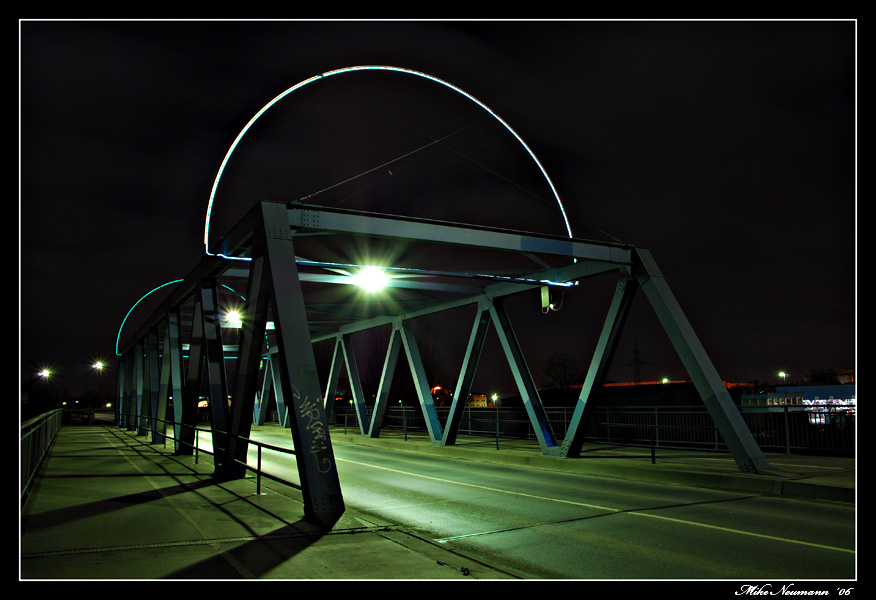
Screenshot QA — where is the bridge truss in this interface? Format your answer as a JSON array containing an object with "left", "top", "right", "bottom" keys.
[{"left": 116, "top": 200, "right": 770, "bottom": 526}]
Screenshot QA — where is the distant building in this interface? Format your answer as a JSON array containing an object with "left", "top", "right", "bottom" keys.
[{"left": 741, "top": 383, "right": 856, "bottom": 424}]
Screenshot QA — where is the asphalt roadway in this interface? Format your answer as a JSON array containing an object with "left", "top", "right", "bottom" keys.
[{"left": 20, "top": 421, "right": 855, "bottom": 581}]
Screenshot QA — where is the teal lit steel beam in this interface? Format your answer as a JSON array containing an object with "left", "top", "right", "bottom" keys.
[
  {"left": 254, "top": 349, "right": 287, "bottom": 426},
  {"left": 399, "top": 319, "right": 444, "bottom": 443},
  {"left": 557, "top": 271, "right": 639, "bottom": 457},
  {"left": 115, "top": 357, "right": 125, "bottom": 427},
  {"left": 489, "top": 298, "right": 557, "bottom": 454},
  {"left": 199, "top": 279, "right": 232, "bottom": 474},
  {"left": 442, "top": 301, "right": 491, "bottom": 445},
  {"left": 227, "top": 253, "right": 271, "bottom": 478},
  {"left": 368, "top": 324, "right": 403, "bottom": 439},
  {"left": 633, "top": 248, "right": 770, "bottom": 474},
  {"left": 285, "top": 203, "right": 626, "bottom": 264},
  {"left": 135, "top": 340, "right": 147, "bottom": 435},
  {"left": 323, "top": 336, "right": 344, "bottom": 420},
  {"left": 261, "top": 201, "right": 345, "bottom": 526},
  {"left": 341, "top": 334, "right": 370, "bottom": 435},
  {"left": 156, "top": 311, "right": 184, "bottom": 451},
  {"left": 179, "top": 294, "right": 206, "bottom": 456},
  {"left": 145, "top": 328, "right": 161, "bottom": 444}
]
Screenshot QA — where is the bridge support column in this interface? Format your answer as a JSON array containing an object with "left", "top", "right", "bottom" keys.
[{"left": 228, "top": 201, "right": 345, "bottom": 526}]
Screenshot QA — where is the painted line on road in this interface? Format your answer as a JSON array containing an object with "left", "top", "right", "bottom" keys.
[{"left": 337, "top": 456, "right": 854, "bottom": 554}]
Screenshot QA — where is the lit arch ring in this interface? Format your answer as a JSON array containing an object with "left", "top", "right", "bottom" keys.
[
  {"left": 115, "top": 279, "right": 183, "bottom": 356},
  {"left": 204, "top": 65, "right": 573, "bottom": 257}
]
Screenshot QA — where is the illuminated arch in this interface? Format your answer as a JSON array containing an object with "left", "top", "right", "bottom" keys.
[
  {"left": 204, "top": 65, "right": 573, "bottom": 257},
  {"left": 115, "top": 279, "right": 183, "bottom": 356}
]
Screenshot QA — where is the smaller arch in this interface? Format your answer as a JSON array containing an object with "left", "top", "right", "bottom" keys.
[{"left": 115, "top": 279, "right": 183, "bottom": 356}]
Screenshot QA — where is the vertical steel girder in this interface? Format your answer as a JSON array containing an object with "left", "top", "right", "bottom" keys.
[
  {"left": 226, "top": 253, "right": 271, "bottom": 478},
  {"left": 179, "top": 292, "right": 206, "bottom": 456},
  {"left": 252, "top": 201, "right": 345, "bottom": 525},
  {"left": 157, "top": 312, "right": 185, "bottom": 451},
  {"left": 198, "top": 280, "right": 233, "bottom": 474},
  {"left": 135, "top": 340, "right": 147, "bottom": 435},
  {"left": 145, "top": 328, "right": 161, "bottom": 444},
  {"left": 115, "top": 358, "right": 124, "bottom": 427}
]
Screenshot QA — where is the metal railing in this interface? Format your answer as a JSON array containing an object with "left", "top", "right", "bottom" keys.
[
  {"left": 118, "top": 414, "right": 301, "bottom": 495},
  {"left": 329, "top": 404, "right": 855, "bottom": 456},
  {"left": 21, "top": 409, "right": 64, "bottom": 506}
]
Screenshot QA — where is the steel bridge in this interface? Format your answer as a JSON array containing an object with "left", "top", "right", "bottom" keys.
[{"left": 115, "top": 199, "right": 771, "bottom": 527}]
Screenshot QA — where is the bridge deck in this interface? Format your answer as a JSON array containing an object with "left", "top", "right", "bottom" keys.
[{"left": 20, "top": 423, "right": 854, "bottom": 580}]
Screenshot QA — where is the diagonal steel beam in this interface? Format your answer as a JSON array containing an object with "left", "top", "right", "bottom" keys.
[
  {"left": 157, "top": 311, "right": 184, "bottom": 451},
  {"left": 200, "top": 279, "right": 232, "bottom": 474},
  {"left": 634, "top": 248, "right": 770, "bottom": 474},
  {"left": 442, "top": 301, "right": 491, "bottom": 445},
  {"left": 145, "top": 327, "right": 161, "bottom": 444},
  {"left": 399, "top": 320, "right": 444, "bottom": 443},
  {"left": 489, "top": 298, "right": 558, "bottom": 454},
  {"left": 226, "top": 253, "right": 271, "bottom": 478},
  {"left": 368, "top": 324, "right": 403, "bottom": 439},
  {"left": 341, "top": 334, "right": 370, "bottom": 435},
  {"left": 323, "top": 335, "right": 344, "bottom": 420},
  {"left": 556, "top": 270, "right": 639, "bottom": 457},
  {"left": 262, "top": 201, "right": 345, "bottom": 526}
]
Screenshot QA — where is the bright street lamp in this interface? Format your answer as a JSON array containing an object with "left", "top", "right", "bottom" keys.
[{"left": 352, "top": 266, "right": 389, "bottom": 291}]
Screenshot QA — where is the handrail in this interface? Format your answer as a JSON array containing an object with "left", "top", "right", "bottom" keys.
[
  {"left": 118, "top": 413, "right": 301, "bottom": 495},
  {"left": 21, "top": 409, "right": 64, "bottom": 506}
]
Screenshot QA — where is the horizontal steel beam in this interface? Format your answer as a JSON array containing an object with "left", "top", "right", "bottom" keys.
[
  {"left": 285, "top": 203, "right": 632, "bottom": 263},
  {"left": 310, "top": 258, "right": 621, "bottom": 342}
]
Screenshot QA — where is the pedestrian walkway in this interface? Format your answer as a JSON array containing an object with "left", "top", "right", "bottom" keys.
[{"left": 20, "top": 422, "right": 854, "bottom": 580}]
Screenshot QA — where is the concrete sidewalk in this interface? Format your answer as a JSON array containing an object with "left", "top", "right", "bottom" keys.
[{"left": 20, "top": 423, "right": 854, "bottom": 580}]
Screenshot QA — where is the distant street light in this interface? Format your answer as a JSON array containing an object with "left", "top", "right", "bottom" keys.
[
  {"left": 779, "top": 371, "right": 789, "bottom": 404},
  {"left": 94, "top": 361, "right": 106, "bottom": 403},
  {"left": 38, "top": 368, "right": 51, "bottom": 379}
]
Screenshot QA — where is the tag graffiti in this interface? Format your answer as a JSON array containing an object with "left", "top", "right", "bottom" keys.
[{"left": 298, "top": 397, "right": 333, "bottom": 473}]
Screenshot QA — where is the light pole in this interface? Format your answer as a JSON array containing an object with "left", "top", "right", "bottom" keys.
[
  {"left": 93, "top": 361, "right": 104, "bottom": 400},
  {"left": 778, "top": 371, "right": 788, "bottom": 402},
  {"left": 492, "top": 393, "right": 500, "bottom": 449},
  {"left": 778, "top": 371, "right": 790, "bottom": 454}
]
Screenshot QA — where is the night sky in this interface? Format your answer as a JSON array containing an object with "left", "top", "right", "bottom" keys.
[{"left": 20, "top": 20, "right": 856, "bottom": 401}]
